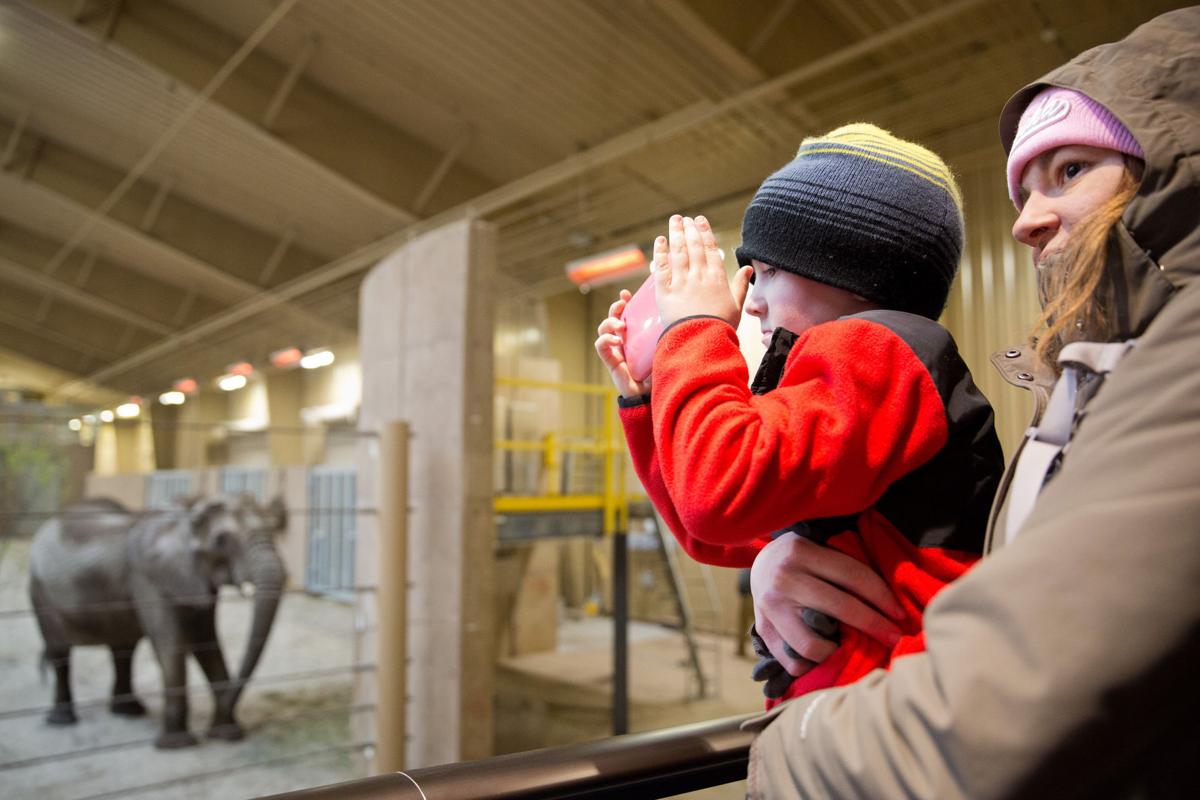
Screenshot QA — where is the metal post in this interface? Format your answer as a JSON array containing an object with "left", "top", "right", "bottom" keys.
[
  {"left": 613, "top": 529, "right": 628, "bottom": 735},
  {"left": 604, "top": 400, "right": 628, "bottom": 735},
  {"left": 376, "top": 421, "right": 409, "bottom": 772}
]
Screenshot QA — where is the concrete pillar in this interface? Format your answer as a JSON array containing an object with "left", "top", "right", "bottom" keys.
[
  {"left": 266, "top": 369, "right": 306, "bottom": 465},
  {"left": 152, "top": 405, "right": 180, "bottom": 469},
  {"left": 113, "top": 419, "right": 143, "bottom": 473},
  {"left": 175, "top": 392, "right": 227, "bottom": 469},
  {"left": 356, "top": 218, "right": 496, "bottom": 768}
]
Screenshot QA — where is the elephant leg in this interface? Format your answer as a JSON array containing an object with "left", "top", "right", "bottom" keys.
[
  {"left": 31, "top": 578, "right": 76, "bottom": 725},
  {"left": 132, "top": 578, "right": 199, "bottom": 749},
  {"left": 152, "top": 641, "right": 197, "bottom": 749},
  {"left": 109, "top": 642, "right": 146, "bottom": 717},
  {"left": 45, "top": 647, "right": 77, "bottom": 725},
  {"left": 189, "top": 608, "right": 242, "bottom": 741}
]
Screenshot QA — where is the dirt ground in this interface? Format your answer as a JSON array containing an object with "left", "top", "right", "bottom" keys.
[
  {"left": 1, "top": 537, "right": 765, "bottom": 799},
  {"left": 0, "top": 537, "right": 366, "bottom": 800}
]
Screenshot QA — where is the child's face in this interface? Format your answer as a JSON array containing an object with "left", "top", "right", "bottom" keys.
[{"left": 743, "top": 260, "right": 878, "bottom": 346}]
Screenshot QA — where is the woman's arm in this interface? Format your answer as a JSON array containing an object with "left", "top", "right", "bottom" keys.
[{"left": 747, "top": 279, "right": 1200, "bottom": 799}]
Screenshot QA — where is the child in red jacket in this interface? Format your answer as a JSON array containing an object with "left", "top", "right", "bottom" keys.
[{"left": 595, "top": 124, "right": 1004, "bottom": 704}]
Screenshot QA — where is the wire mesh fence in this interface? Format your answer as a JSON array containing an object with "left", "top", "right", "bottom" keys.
[
  {"left": 0, "top": 412, "right": 379, "bottom": 799},
  {"left": 1, "top": 394, "right": 755, "bottom": 798}
]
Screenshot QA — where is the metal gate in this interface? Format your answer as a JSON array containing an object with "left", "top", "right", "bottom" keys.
[
  {"left": 305, "top": 467, "right": 356, "bottom": 599},
  {"left": 144, "top": 469, "right": 195, "bottom": 509},
  {"left": 219, "top": 466, "right": 267, "bottom": 502}
]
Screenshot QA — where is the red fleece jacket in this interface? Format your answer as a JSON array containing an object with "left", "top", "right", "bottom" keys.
[{"left": 619, "top": 314, "right": 1000, "bottom": 702}]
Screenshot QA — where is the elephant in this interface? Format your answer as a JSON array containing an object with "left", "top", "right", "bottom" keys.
[{"left": 28, "top": 493, "right": 287, "bottom": 748}]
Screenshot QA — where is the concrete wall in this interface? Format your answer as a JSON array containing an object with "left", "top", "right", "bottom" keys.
[{"left": 356, "top": 218, "right": 496, "bottom": 768}]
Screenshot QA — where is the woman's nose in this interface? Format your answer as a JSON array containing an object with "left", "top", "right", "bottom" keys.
[{"left": 1012, "top": 194, "right": 1059, "bottom": 250}]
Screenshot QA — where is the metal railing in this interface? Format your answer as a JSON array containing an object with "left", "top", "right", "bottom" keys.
[
  {"left": 258, "top": 712, "right": 757, "bottom": 800},
  {"left": 493, "top": 375, "right": 634, "bottom": 537}
]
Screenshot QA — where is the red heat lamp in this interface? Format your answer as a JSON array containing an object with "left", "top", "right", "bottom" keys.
[
  {"left": 270, "top": 347, "right": 303, "bottom": 369},
  {"left": 566, "top": 245, "right": 647, "bottom": 291}
]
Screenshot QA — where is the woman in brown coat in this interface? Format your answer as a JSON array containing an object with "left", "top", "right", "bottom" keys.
[{"left": 747, "top": 8, "right": 1200, "bottom": 798}]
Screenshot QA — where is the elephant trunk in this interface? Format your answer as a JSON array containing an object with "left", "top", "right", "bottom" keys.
[{"left": 231, "top": 536, "right": 286, "bottom": 704}]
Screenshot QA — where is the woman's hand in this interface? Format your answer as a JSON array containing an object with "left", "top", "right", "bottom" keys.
[
  {"left": 594, "top": 290, "right": 652, "bottom": 398},
  {"left": 653, "top": 215, "right": 751, "bottom": 328},
  {"left": 751, "top": 533, "right": 906, "bottom": 677}
]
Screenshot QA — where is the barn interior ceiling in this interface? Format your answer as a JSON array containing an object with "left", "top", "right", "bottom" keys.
[{"left": 0, "top": 0, "right": 1186, "bottom": 405}]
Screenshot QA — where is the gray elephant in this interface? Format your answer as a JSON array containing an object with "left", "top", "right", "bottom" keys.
[{"left": 28, "top": 494, "right": 287, "bottom": 748}]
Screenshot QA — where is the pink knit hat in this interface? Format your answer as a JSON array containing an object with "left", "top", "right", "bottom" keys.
[{"left": 1006, "top": 87, "right": 1143, "bottom": 209}]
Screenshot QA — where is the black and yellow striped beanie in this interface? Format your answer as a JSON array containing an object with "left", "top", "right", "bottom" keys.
[{"left": 735, "top": 124, "right": 964, "bottom": 320}]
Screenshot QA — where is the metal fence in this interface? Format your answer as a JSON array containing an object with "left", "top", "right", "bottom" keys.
[
  {"left": 1, "top": 398, "right": 755, "bottom": 798},
  {"left": 0, "top": 412, "right": 377, "bottom": 799}
]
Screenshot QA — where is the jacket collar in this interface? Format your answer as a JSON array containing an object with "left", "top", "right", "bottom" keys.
[{"left": 751, "top": 328, "right": 800, "bottom": 395}]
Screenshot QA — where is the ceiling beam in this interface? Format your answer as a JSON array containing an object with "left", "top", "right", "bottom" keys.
[
  {"left": 52, "top": 0, "right": 990, "bottom": 399},
  {"left": 35, "top": 0, "right": 303, "bottom": 278},
  {"left": 0, "top": 171, "right": 352, "bottom": 334},
  {"left": 262, "top": 34, "right": 319, "bottom": 130},
  {"left": 746, "top": 0, "right": 798, "bottom": 57},
  {"left": 652, "top": 0, "right": 821, "bottom": 131},
  {"left": 0, "top": 328, "right": 105, "bottom": 383},
  {"left": 414, "top": 128, "right": 473, "bottom": 214},
  {"left": 0, "top": 105, "right": 30, "bottom": 168},
  {"left": 0, "top": 305, "right": 116, "bottom": 362},
  {"left": 0, "top": 254, "right": 173, "bottom": 335},
  {"left": 2, "top": 0, "right": 418, "bottom": 260}
]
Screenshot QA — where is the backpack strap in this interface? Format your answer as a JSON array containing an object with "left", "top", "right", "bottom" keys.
[{"left": 1003, "top": 339, "right": 1136, "bottom": 545}]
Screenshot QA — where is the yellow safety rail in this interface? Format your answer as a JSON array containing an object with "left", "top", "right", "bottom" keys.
[{"left": 494, "top": 376, "right": 642, "bottom": 536}]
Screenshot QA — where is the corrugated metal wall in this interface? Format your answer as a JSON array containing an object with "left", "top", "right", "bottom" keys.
[{"left": 942, "top": 155, "right": 1042, "bottom": 459}]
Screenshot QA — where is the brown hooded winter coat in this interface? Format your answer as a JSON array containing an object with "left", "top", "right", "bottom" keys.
[{"left": 746, "top": 7, "right": 1200, "bottom": 798}]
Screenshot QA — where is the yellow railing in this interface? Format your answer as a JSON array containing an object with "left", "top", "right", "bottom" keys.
[{"left": 493, "top": 376, "right": 640, "bottom": 536}]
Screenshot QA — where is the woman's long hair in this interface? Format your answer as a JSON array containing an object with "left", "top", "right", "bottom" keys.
[{"left": 1031, "top": 160, "right": 1142, "bottom": 367}]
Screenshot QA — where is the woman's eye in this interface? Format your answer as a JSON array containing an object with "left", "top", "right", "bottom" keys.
[{"left": 1063, "top": 162, "right": 1084, "bottom": 181}]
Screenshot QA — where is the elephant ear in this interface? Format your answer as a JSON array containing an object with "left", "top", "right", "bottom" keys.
[
  {"left": 263, "top": 496, "right": 287, "bottom": 534},
  {"left": 189, "top": 496, "right": 223, "bottom": 530},
  {"left": 135, "top": 504, "right": 219, "bottom": 607}
]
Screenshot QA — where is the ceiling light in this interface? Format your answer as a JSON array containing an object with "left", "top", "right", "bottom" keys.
[
  {"left": 270, "top": 347, "right": 303, "bottom": 369},
  {"left": 173, "top": 378, "right": 199, "bottom": 395},
  {"left": 99, "top": 409, "right": 115, "bottom": 423},
  {"left": 227, "top": 361, "right": 255, "bottom": 377},
  {"left": 82, "top": 414, "right": 97, "bottom": 424},
  {"left": 218, "top": 374, "right": 248, "bottom": 392},
  {"left": 159, "top": 391, "right": 186, "bottom": 406},
  {"left": 68, "top": 418, "right": 82, "bottom": 431},
  {"left": 300, "top": 349, "right": 335, "bottom": 370},
  {"left": 116, "top": 403, "right": 140, "bottom": 419}
]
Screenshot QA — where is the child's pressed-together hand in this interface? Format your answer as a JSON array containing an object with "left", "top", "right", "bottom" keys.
[
  {"left": 593, "top": 214, "right": 749, "bottom": 396},
  {"left": 594, "top": 289, "right": 652, "bottom": 398},
  {"left": 653, "top": 214, "right": 752, "bottom": 329}
]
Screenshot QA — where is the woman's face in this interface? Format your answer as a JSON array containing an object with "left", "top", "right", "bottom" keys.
[
  {"left": 1012, "top": 145, "right": 1129, "bottom": 266},
  {"left": 743, "top": 260, "right": 876, "bottom": 345}
]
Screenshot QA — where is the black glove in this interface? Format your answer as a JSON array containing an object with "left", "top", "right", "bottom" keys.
[
  {"left": 747, "top": 611, "right": 841, "bottom": 700},
  {"left": 749, "top": 624, "right": 796, "bottom": 699}
]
